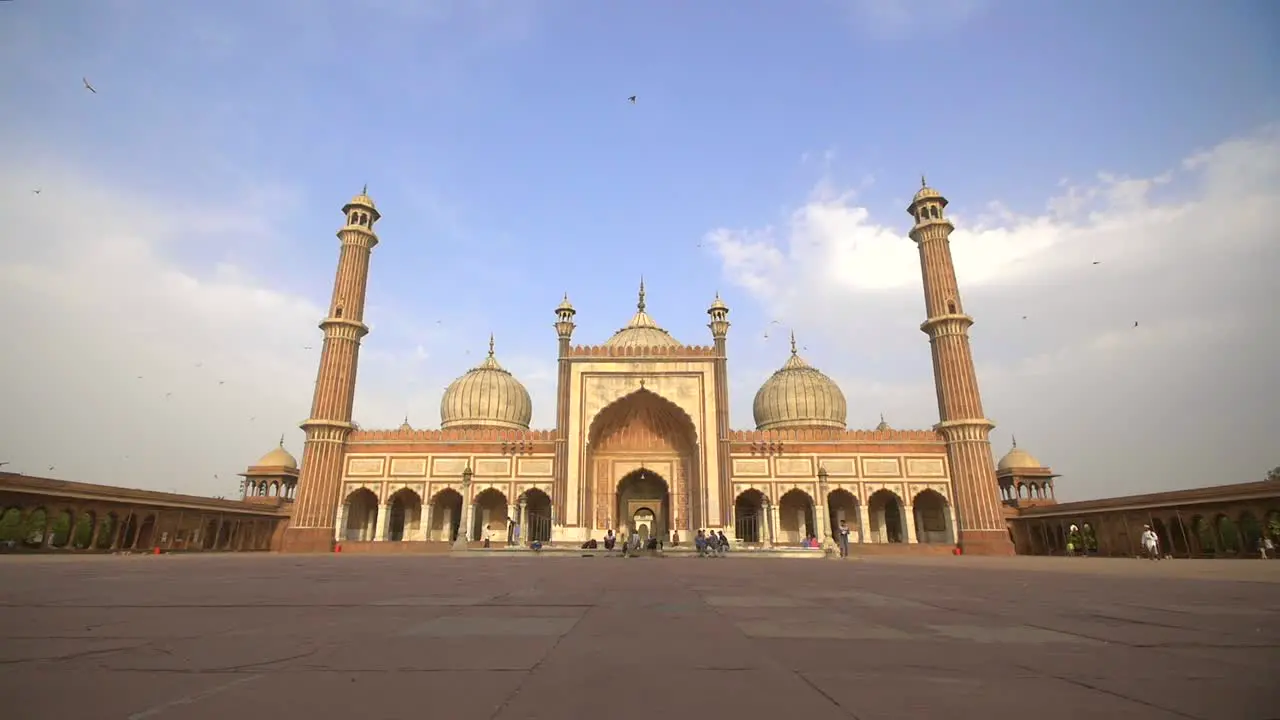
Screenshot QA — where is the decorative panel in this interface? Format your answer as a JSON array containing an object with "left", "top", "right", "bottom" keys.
[
  {"left": 517, "top": 458, "right": 554, "bottom": 477},
  {"left": 862, "top": 458, "right": 901, "bottom": 477},
  {"left": 906, "top": 458, "right": 946, "bottom": 477},
  {"left": 346, "top": 457, "right": 385, "bottom": 477},
  {"left": 817, "top": 458, "right": 857, "bottom": 477},
  {"left": 474, "top": 458, "right": 511, "bottom": 477},
  {"left": 431, "top": 457, "right": 469, "bottom": 477},
  {"left": 775, "top": 457, "right": 814, "bottom": 477},
  {"left": 389, "top": 458, "right": 427, "bottom": 477},
  {"left": 731, "top": 458, "right": 769, "bottom": 476}
]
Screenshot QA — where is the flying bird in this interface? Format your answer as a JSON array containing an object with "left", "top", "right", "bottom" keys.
[
  {"left": 303, "top": 346, "right": 312, "bottom": 350},
  {"left": 82, "top": 77, "right": 97, "bottom": 94},
  {"left": 1092, "top": 261, "right": 1101, "bottom": 265},
  {"left": 218, "top": 380, "right": 225, "bottom": 385},
  {"left": 1133, "top": 321, "right": 1139, "bottom": 328},
  {"left": 164, "top": 392, "right": 172, "bottom": 399},
  {"left": 47, "top": 465, "right": 55, "bottom": 472},
  {"left": 32, "top": 189, "right": 41, "bottom": 195},
  {"left": 628, "top": 96, "right": 636, "bottom": 104}
]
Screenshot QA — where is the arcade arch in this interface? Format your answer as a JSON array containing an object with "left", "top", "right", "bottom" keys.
[
  {"left": 867, "top": 489, "right": 905, "bottom": 544},
  {"left": 428, "top": 488, "right": 464, "bottom": 542},
  {"left": 343, "top": 488, "right": 379, "bottom": 541},
  {"left": 777, "top": 488, "right": 815, "bottom": 544},
  {"left": 827, "top": 489, "right": 859, "bottom": 543},
  {"left": 734, "top": 488, "right": 768, "bottom": 543},
  {"left": 472, "top": 488, "right": 509, "bottom": 544},
  {"left": 387, "top": 488, "right": 422, "bottom": 542},
  {"left": 911, "top": 489, "right": 953, "bottom": 544},
  {"left": 521, "top": 488, "right": 552, "bottom": 543}
]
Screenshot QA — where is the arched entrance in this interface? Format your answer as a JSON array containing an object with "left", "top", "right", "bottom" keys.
[
  {"left": 429, "top": 489, "right": 463, "bottom": 542},
  {"left": 522, "top": 488, "right": 552, "bottom": 543},
  {"left": 734, "top": 489, "right": 767, "bottom": 543},
  {"left": 827, "top": 489, "right": 859, "bottom": 543},
  {"left": 777, "top": 489, "right": 815, "bottom": 544},
  {"left": 472, "top": 489, "right": 509, "bottom": 544},
  {"left": 867, "top": 489, "right": 905, "bottom": 543},
  {"left": 616, "top": 469, "right": 670, "bottom": 543},
  {"left": 911, "top": 489, "right": 953, "bottom": 544},
  {"left": 585, "top": 388, "right": 700, "bottom": 536},
  {"left": 343, "top": 488, "right": 379, "bottom": 541},
  {"left": 387, "top": 489, "right": 422, "bottom": 542}
]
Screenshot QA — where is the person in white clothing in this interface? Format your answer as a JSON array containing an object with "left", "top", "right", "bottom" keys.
[{"left": 1140, "top": 525, "right": 1160, "bottom": 560}]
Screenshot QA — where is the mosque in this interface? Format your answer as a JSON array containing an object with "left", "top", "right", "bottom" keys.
[{"left": 260, "top": 182, "right": 1048, "bottom": 555}]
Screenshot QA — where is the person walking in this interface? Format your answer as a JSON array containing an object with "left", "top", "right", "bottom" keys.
[{"left": 837, "top": 519, "right": 851, "bottom": 558}]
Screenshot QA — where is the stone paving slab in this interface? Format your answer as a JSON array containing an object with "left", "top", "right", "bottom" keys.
[{"left": 1, "top": 554, "right": 1277, "bottom": 719}]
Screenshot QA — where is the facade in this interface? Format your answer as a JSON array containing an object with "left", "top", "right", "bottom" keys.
[{"left": 277, "top": 181, "right": 1018, "bottom": 555}]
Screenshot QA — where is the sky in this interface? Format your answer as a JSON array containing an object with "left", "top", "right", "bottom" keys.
[{"left": 0, "top": 0, "right": 1277, "bottom": 502}]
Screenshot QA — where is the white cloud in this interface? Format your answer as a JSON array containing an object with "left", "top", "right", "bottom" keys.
[
  {"left": 0, "top": 157, "right": 555, "bottom": 497},
  {"left": 706, "top": 125, "right": 1280, "bottom": 501}
]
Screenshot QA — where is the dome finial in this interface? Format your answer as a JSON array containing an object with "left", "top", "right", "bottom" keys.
[
  {"left": 278, "top": 434, "right": 284, "bottom": 447},
  {"left": 1012, "top": 434, "right": 1018, "bottom": 449},
  {"left": 880, "top": 412, "right": 886, "bottom": 424},
  {"left": 921, "top": 174, "right": 927, "bottom": 189},
  {"left": 789, "top": 330, "right": 797, "bottom": 356},
  {"left": 488, "top": 333, "right": 495, "bottom": 358},
  {"left": 637, "top": 277, "right": 646, "bottom": 312},
  {"left": 362, "top": 183, "right": 368, "bottom": 195}
]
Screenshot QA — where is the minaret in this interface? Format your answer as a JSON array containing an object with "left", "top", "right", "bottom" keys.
[
  {"left": 551, "top": 293, "right": 576, "bottom": 524},
  {"left": 707, "top": 292, "right": 731, "bottom": 527},
  {"left": 281, "top": 188, "right": 380, "bottom": 553},
  {"left": 908, "top": 178, "right": 1014, "bottom": 555}
]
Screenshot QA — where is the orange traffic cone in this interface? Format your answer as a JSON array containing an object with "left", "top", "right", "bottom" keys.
[
  {"left": 152, "top": 547, "right": 161, "bottom": 555},
  {"left": 335, "top": 544, "right": 342, "bottom": 553}
]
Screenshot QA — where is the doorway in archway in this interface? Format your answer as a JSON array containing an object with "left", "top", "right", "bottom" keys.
[{"left": 617, "top": 469, "right": 670, "bottom": 543}]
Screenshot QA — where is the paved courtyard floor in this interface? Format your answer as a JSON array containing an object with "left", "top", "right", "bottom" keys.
[{"left": 0, "top": 554, "right": 1277, "bottom": 720}]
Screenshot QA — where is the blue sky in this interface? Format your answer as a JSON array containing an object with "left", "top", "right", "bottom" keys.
[{"left": 1, "top": 0, "right": 1277, "bottom": 500}]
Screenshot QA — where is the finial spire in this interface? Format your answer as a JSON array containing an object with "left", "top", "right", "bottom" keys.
[
  {"left": 1012, "top": 434, "right": 1018, "bottom": 449},
  {"left": 789, "top": 330, "right": 797, "bottom": 355},
  {"left": 362, "top": 183, "right": 368, "bottom": 195},
  {"left": 488, "top": 333, "right": 495, "bottom": 357},
  {"left": 403, "top": 414, "right": 409, "bottom": 425},
  {"left": 278, "top": 434, "right": 284, "bottom": 447},
  {"left": 921, "top": 174, "right": 927, "bottom": 189},
  {"left": 880, "top": 412, "right": 886, "bottom": 424},
  {"left": 637, "top": 277, "right": 646, "bottom": 312}
]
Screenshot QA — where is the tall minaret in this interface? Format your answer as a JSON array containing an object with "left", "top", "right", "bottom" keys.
[
  {"left": 282, "top": 188, "right": 380, "bottom": 553},
  {"left": 908, "top": 178, "right": 1014, "bottom": 556},
  {"left": 551, "top": 293, "right": 576, "bottom": 523},
  {"left": 706, "top": 293, "right": 731, "bottom": 528}
]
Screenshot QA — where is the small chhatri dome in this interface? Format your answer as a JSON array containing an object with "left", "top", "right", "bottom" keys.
[
  {"left": 399, "top": 416, "right": 413, "bottom": 432},
  {"left": 348, "top": 183, "right": 376, "bottom": 210},
  {"left": 875, "top": 413, "right": 892, "bottom": 431},
  {"left": 912, "top": 174, "right": 942, "bottom": 204},
  {"left": 752, "top": 332, "right": 848, "bottom": 431},
  {"left": 997, "top": 436, "right": 1043, "bottom": 471},
  {"left": 255, "top": 437, "right": 298, "bottom": 470},
  {"left": 708, "top": 292, "right": 728, "bottom": 311},
  {"left": 603, "top": 278, "right": 681, "bottom": 348},
  {"left": 440, "top": 334, "right": 533, "bottom": 430},
  {"left": 557, "top": 293, "right": 575, "bottom": 312}
]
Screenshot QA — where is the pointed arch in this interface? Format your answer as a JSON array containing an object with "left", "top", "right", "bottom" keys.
[{"left": 587, "top": 387, "right": 698, "bottom": 450}]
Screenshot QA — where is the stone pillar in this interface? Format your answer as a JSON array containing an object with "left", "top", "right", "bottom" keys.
[
  {"left": 466, "top": 504, "right": 478, "bottom": 541},
  {"left": 373, "top": 504, "right": 390, "bottom": 541},
  {"left": 905, "top": 504, "right": 918, "bottom": 544},
  {"left": 334, "top": 503, "right": 350, "bottom": 542},
  {"left": 858, "top": 503, "right": 872, "bottom": 544},
  {"left": 420, "top": 503, "right": 434, "bottom": 541},
  {"left": 771, "top": 504, "right": 783, "bottom": 545},
  {"left": 948, "top": 503, "right": 960, "bottom": 546},
  {"left": 813, "top": 496, "right": 828, "bottom": 542},
  {"left": 762, "top": 501, "right": 774, "bottom": 547},
  {"left": 507, "top": 504, "right": 517, "bottom": 543},
  {"left": 518, "top": 499, "right": 529, "bottom": 547}
]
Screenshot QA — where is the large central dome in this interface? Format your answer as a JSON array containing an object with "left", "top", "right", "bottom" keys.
[
  {"left": 440, "top": 336, "right": 533, "bottom": 430},
  {"left": 752, "top": 333, "right": 848, "bottom": 431},
  {"left": 603, "top": 279, "right": 681, "bottom": 348}
]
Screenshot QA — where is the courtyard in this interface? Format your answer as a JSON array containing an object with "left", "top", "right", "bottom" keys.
[{"left": 0, "top": 554, "right": 1276, "bottom": 720}]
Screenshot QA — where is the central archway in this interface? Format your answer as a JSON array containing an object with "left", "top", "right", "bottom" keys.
[
  {"left": 616, "top": 468, "right": 671, "bottom": 543},
  {"left": 585, "top": 388, "right": 700, "bottom": 534}
]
